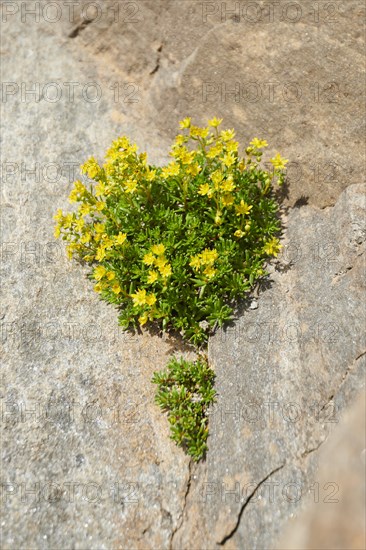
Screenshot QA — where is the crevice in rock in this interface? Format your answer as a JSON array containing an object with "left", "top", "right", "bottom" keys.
[
  {"left": 149, "top": 44, "right": 163, "bottom": 76},
  {"left": 169, "top": 459, "right": 192, "bottom": 549},
  {"left": 298, "top": 350, "right": 366, "bottom": 460},
  {"left": 300, "top": 439, "right": 325, "bottom": 459},
  {"left": 218, "top": 463, "right": 286, "bottom": 546},
  {"left": 332, "top": 256, "right": 365, "bottom": 283},
  {"left": 322, "top": 350, "right": 366, "bottom": 408},
  {"left": 68, "top": 18, "right": 94, "bottom": 39}
]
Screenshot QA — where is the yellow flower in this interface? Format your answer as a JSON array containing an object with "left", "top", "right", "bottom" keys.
[
  {"left": 79, "top": 203, "right": 92, "bottom": 216},
  {"left": 107, "top": 271, "right": 115, "bottom": 281},
  {"left": 68, "top": 189, "right": 79, "bottom": 203},
  {"left": 138, "top": 313, "right": 149, "bottom": 326},
  {"left": 131, "top": 289, "right": 147, "bottom": 306},
  {"left": 206, "top": 143, "right": 223, "bottom": 159},
  {"left": 208, "top": 117, "right": 223, "bottom": 128},
  {"left": 226, "top": 141, "right": 238, "bottom": 153},
  {"left": 161, "top": 163, "right": 180, "bottom": 178},
  {"left": 54, "top": 209, "right": 63, "bottom": 222},
  {"left": 66, "top": 243, "right": 79, "bottom": 260},
  {"left": 201, "top": 248, "right": 218, "bottom": 265},
  {"left": 189, "top": 256, "right": 201, "bottom": 270},
  {"left": 74, "top": 218, "right": 84, "bottom": 231},
  {"left": 180, "top": 151, "right": 195, "bottom": 165},
  {"left": 238, "top": 160, "right": 246, "bottom": 172},
  {"left": 94, "top": 282, "right": 103, "bottom": 293},
  {"left": 126, "top": 143, "right": 138, "bottom": 155},
  {"left": 81, "top": 157, "right": 100, "bottom": 179},
  {"left": 222, "top": 153, "right": 235, "bottom": 167},
  {"left": 235, "top": 200, "right": 253, "bottom": 216},
  {"left": 63, "top": 213, "right": 74, "bottom": 229},
  {"left": 147, "top": 271, "right": 158, "bottom": 284},
  {"left": 151, "top": 243, "right": 165, "bottom": 256},
  {"left": 250, "top": 138, "right": 268, "bottom": 149},
  {"left": 139, "top": 152, "right": 147, "bottom": 165},
  {"left": 159, "top": 264, "right": 172, "bottom": 278},
  {"left": 54, "top": 225, "right": 61, "bottom": 238},
  {"left": 154, "top": 256, "right": 167, "bottom": 269},
  {"left": 80, "top": 232, "right": 91, "bottom": 244},
  {"left": 221, "top": 193, "right": 234, "bottom": 206},
  {"left": 143, "top": 252, "right": 155, "bottom": 266},
  {"left": 96, "top": 246, "right": 106, "bottom": 261},
  {"left": 190, "top": 125, "right": 209, "bottom": 138},
  {"left": 211, "top": 170, "right": 224, "bottom": 186},
  {"left": 146, "top": 169, "right": 156, "bottom": 181},
  {"left": 270, "top": 153, "right": 289, "bottom": 170},
  {"left": 220, "top": 177, "right": 235, "bottom": 193},
  {"left": 95, "top": 182, "right": 106, "bottom": 196},
  {"left": 95, "top": 201, "right": 106, "bottom": 211},
  {"left": 170, "top": 145, "right": 186, "bottom": 160},
  {"left": 101, "top": 235, "right": 114, "bottom": 249},
  {"left": 221, "top": 129, "right": 235, "bottom": 141},
  {"left": 111, "top": 283, "right": 121, "bottom": 294},
  {"left": 186, "top": 163, "right": 201, "bottom": 176},
  {"left": 125, "top": 179, "right": 138, "bottom": 193},
  {"left": 234, "top": 229, "right": 245, "bottom": 238},
  {"left": 203, "top": 266, "right": 216, "bottom": 279},
  {"left": 145, "top": 293, "right": 157, "bottom": 306},
  {"left": 263, "top": 237, "right": 282, "bottom": 257},
  {"left": 95, "top": 223, "right": 106, "bottom": 234},
  {"left": 74, "top": 180, "right": 86, "bottom": 194},
  {"left": 94, "top": 265, "right": 107, "bottom": 280},
  {"left": 198, "top": 183, "right": 212, "bottom": 196},
  {"left": 106, "top": 136, "right": 130, "bottom": 155},
  {"left": 115, "top": 232, "right": 127, "bottom": 245},
  {"left": 174, "top": 134, "right": 187, "bottom": 146},
  {"left": 179, "top": 117, "right": 191, "bottom": 129}
]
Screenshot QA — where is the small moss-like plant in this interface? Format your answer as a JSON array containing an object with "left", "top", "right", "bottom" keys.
[
  {"left": 152, "top": 355, "right": 216, "bottom": 461},
  {"left": 54, "top": 117, "right": 287, "bottom": 459},
  {"left": 54, "top": 117, "right": 287, "bottom": 345}
]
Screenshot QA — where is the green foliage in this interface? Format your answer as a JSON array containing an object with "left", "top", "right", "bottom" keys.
[
  {"left": 152, "top": 355, "right": 216, "bottom": 461},
  {"left": 54, "top": 118, "right": 287, "bottom": 345},
  {"left": 54, "top": 118, "right": 288, "bottom": 461}
]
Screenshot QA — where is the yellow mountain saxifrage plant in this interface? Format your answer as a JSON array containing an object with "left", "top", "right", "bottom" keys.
[
  {"left": 54, "top": 118, "right": 288, "bottom": 460},
  {"left": 54, "top": 118, "right": 287, "bottom": 346}
]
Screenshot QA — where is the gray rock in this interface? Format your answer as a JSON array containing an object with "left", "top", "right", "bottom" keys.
[
  {"left": 277, "top": 390, "right": 366, "bottom": 550},
  {"left": 0, "top": 10, "right": 191, "bottom": 550},
  {"left": 1, "top": 3, "right": 365, "bottom": 548},
  {"left": 173, "top": 184, "right": 365, "bottom": 549}
]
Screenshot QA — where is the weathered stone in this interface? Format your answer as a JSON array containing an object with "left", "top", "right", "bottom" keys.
[
  {"left": 1, "top": 3, "right": 365, "bottom": 548},
  {"left": 277, "top": 390, "right": 366, "bottom": 550},
  {"left": 60, "top": 0, "right": 366, "bottom": 208},
  {"left": 173, "top": 184, "right": 365, "bottom": 549}
]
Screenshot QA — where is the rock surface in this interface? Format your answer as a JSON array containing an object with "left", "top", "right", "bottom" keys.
[
  {"left": 277, "top": 390, "right": 365, "bottom": 550},
  {"left": 174, "top": 183, "right": 365, "bottom": 549},
  {"left": 1, "top": 2, "right": 365, "bottom": 549},
  {"left": 51, "top": 0, "right": 365, "bottom": 208}
]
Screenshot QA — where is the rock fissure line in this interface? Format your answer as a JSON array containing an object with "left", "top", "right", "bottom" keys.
[
  {"left": 321, "top": 350, "right": 366, "bottom": 411},
  {"left": 218, "top": 463, "right": 286, "bottom": 546},
  {"left": 215, "top": 349, "right": 366, "bottom": 546},
  {"left": 169, "top": 459, "right": 192, "bottom": 549},
  {"left": 68, "top": 18, "right": 95, "bottom": 39},
  {"left": 300, "top": 439, "right": 325, "bottom": 459},
  {"left": 150, "top": 44, "right": 163, "bottom": 75}
]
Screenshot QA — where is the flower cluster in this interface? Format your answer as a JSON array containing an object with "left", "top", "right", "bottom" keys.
[
  {"left": 143, "top": 244, "right": 172, "bottom": 281},
  {"left": 190, "top": 248, "right": 219, "bottom": 280},
  {"left": 54, "top": 118, "right": 286, "bottom": 344}
]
